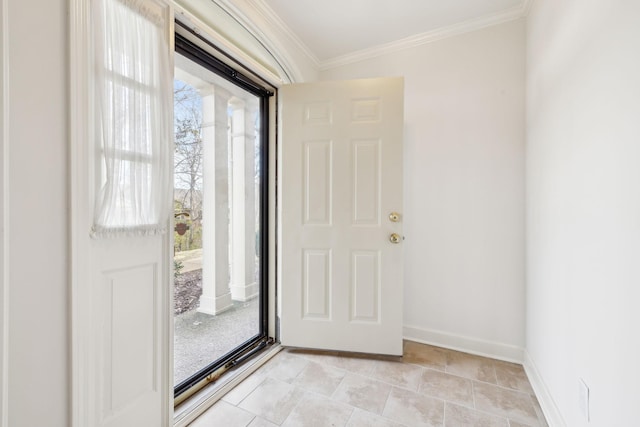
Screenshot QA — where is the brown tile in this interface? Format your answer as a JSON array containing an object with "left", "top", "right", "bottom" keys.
[
  {"left": 494, "top": 361, "right": 534, "bottom": 394},
  {"left": 292, "top": 361, "right": 345, "bottom": 396},
  {"left": 346, "top": 408, "right": 406, "bottom": 427},
  {"left": 508, "top": 421, "right": 535, "bottom": 427},
  {"left": 473, "top": 382, "right": 539, "bottom": 425},
  {"left": 281, "top": 393, "right": 353, "bottom": 427},
  {"left": 446, "top": 351, "right": 497, "bottom": 383},
  {"left": 403, "top": 340, "right": 448, "bottom": 370},
  {"left": 382, "top": 386, "right": 444, "bottom": 426},
  {"left": 420, "top": 369, "right": 474, "bottom": 406},
  {"left": 189, "top": 400, "right": 255, "bottom": 426},
  {"left": 332, "top": 373, "right": 392, "bottom": 414},
  {"left": 445, "top": 402, "right": 509, "bottom": 427},
  {"left": 238, "top": 377, "right": 305, "bottom": 424},
  {"left": 369, "top": 359, "right": 424, "bottom": 391}
]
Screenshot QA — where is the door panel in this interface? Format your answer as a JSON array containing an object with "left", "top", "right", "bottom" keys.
[
  {"left": 280, "top": 77, "right": 404, "bottom": 356},
  {"left": 92, "top": 237, "right": 167, "bottom": 427},
  {"left": 303, "top": 140, "right": 332, "bottom": 225}
]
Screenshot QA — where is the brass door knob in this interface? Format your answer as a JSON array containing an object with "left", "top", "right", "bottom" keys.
[
  {"left": 389, "top": 233, "right": 402, "bottom": 244},
  {"left": 389, "top": 212, "right": 401, "bottom": 222}
]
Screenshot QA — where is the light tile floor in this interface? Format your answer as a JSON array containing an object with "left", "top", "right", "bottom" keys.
[{"left": 188, "top": 340, "right": 548, "bottom": 427}]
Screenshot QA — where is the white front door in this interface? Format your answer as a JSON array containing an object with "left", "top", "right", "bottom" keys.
[{"left": 280, "top": 77, "right": 404, "bottom": 356}]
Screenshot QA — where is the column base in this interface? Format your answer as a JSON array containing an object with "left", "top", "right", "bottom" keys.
[
  {"left": 198, "top": 292, "right": 233, "bottom": 315},
  {"left": 230, "top": 281, "right": 258, "bottom": 302}
]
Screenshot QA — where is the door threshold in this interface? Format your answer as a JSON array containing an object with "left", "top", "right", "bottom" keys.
[{"left": 173, "top": 344, "right": 282, "bottom": 427}]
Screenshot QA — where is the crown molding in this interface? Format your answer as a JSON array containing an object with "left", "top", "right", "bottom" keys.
[
  {"left": 247, "top": 0, "right": 320, "bottom": 69},
  {"left": 320, "top": 3, "right": 528, "bottom": 70},
  {"left": 234, "top": 0, "right": 531, "bottom": 73},
  {"left": 211, "top": 0, "right": 306, "bottom": 83}
]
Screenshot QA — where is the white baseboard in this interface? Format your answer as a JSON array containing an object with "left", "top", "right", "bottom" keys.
[
  {"left": 523, "top": 350, "right": 567, "bottom": 427},
  {"left": 403, "top": 325, "right": 524, "bottom": 363}
]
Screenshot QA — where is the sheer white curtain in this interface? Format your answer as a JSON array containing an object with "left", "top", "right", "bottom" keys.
[{"left": 92, "top": 0, "right": 172, "bottom": 237}]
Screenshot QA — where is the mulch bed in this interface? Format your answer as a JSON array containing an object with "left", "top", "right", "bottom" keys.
[{"left": 174, "top": 269, "right": 203, "bottom": 315}]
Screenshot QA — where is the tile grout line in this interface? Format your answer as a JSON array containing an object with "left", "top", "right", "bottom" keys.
[
  {"left": 342, "top": 405, "right": 357, "bottom": 427},
  {"left": 378, "top": 382, "right": 394, "bottom": 419},
  {"left": 471, "top": 380, "right": 477, "bottom": 410},
  {"left": 471, "top": 380, "right": 541, "bottom": 426},
  {"left": 327, "top": 368, "right": 347, "bottom": 401},
  {"left": 244, "top": 414, "right": 256, "bottom": 427},
  {"left": 442, "top": 399, "right": 447, "bottom": 426},
  {"left": 277, "top": 388, "right": 308, "bottom": 427},
  {"left": 473, "top": 379, "right": 539, "bottom": 397}
]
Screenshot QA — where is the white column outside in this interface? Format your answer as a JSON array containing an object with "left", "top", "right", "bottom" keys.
[
  {"left": 229, "top": 98, "right": 259, "bottom": 301},
  {"left": 198, "top": 86, "right": 233, "bottom": 315}
]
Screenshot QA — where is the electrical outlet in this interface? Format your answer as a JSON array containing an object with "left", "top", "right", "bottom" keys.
[{"left": 578, "top": 378, "right": 590, "bottom": 421}]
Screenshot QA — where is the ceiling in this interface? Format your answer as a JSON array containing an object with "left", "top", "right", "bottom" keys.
[{"left": 261, "top": 0, "right": 526, "bottom": 63}]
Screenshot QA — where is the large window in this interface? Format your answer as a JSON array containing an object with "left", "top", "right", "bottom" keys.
[
  {"left": 172, "top": 29, "right": 272, "bottom": 399},
  {"left": 93, "top": 0, "right": 172, "bottom": 237}
]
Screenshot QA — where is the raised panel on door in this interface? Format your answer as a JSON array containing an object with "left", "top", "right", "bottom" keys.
[
  {"left": 352, "top": 139, "right": 381, "bottom": 226},
  {"left": 280, "top": 77, "right": 404, "bottom": 356},
  {"left": 302, "top": 249, "right": 332, "bottom": 320},
  {"left": 303, "top": 141, "right": 333, "bottom": 226},
  {"left": 100, "top": 264, "right": 157, "bottom": 422},
  {"left": 350, "top": 250, "right": 381, "bottom": 323},
  {"left": 92, "top": 237, "right": 167, "bottom": 427}
]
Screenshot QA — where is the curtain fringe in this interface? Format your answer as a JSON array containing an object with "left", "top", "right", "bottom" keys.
[
  {"left": 90, "top": 224, "right": 168, "bottom": 239},
  {"left": 117, "top": 0, "right": 164, "bottom": 26}
]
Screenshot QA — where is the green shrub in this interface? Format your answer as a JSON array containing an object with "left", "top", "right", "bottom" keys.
[{"left": 174, "top": 260, "right": 184, "bottom": 279}]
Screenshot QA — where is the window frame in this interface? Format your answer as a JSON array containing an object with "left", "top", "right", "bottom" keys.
[{"left": 173, "top": 26, "right": 274, "bottom": 401}]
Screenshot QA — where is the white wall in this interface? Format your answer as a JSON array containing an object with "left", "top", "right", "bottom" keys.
[
  {"left": 526, "top": 0, "right": 640, "bottom": 425},
  {"left": 321, "top": 20, "right": 526, "bottom": 360},
  {"left": 5, "top": 0, "right": 69, "bottom": 426}
]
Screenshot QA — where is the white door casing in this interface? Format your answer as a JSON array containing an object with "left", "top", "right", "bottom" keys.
[
  {"left": 0, "top": 0, "right": 7, "bottom": 423},
  {"left": 70, "top": 1, "right": 173, "bottom": 426},
  {"left": 280, "top": 77, "right": 404, "bottom": 356}
]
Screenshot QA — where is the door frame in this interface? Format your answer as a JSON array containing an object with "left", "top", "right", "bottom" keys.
[
  {"left": 172, "top": 27, "right": 274, "bottom": 399},
  {"left": 173, "top": 0, "right": 288, "bottom": 358},
  {"left": 169, "top": 6, "right": 287, "bottom": 418},
  {"left": 70, "top": 2, "right": 293, "bottom": 425},
  {"left": 0, "top": 0, "right": 8, "bottom": 423},
  {"left": 70, "top": 1, "right": 94, "bottom": 424},
  {"left": 69, "top": 1, "right": 174, "bottom": 425}
]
